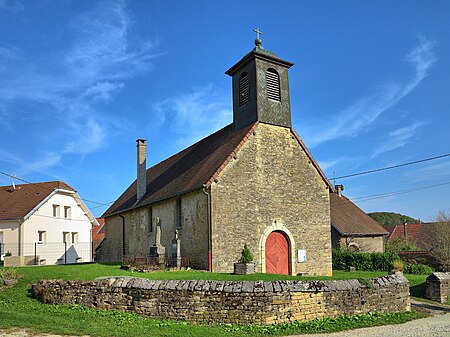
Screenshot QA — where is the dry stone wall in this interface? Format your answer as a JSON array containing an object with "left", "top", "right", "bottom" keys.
[
  {"left": 32, "top": 274, "right": 410, "bottom": 325},
  {"left": 425, "top": 272, "right": 450, "bottom": 303}
]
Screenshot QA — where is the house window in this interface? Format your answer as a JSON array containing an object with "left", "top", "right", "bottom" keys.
[
  {"left": 148, "top": 207, "right": 153, "bottom": 233},
  {"left": 64, "top": 206, "right": 71, "bottom": 219},
  {"left": 239, "top": 72, "right": 250, "bottom": 106},
  {"left": 52, "top": 204, "right": 60, "bottom": 217},
  {"left": 0, "top": 231, "right": 3, "bottom": 243},
  {"left": 63, "top": 232, "right": 70, "bottom": 244},
  {"left": 266, "top": 68, "right": 281, "bottom": 101},
  {"left": 38, "top": 231, "right": 46, "bottom": 243},
  {"left": 176, "top": 198, "right": 182, "bottom": 229},
  {"left": 71, "top": 232, "right": 78, "bottom": 244}
]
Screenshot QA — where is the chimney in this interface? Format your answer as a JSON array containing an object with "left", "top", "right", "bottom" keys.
[
  {"left": 136, "top": 139, "right": 147, "bottom": 201},
  {"left": 335, "top": 184, "right": 344, "bottom": 197},
  {"left": 403, "top": 222, "right": 407, "bottom": 239}
]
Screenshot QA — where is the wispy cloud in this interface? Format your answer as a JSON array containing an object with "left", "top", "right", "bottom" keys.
[
  {"left": 403, "top": 159, "right": 450, "bottom": 183},
  {"left": 154, "top": 85, "right": 232, "bottom": 147},
  {"left": 0, "top": 0, "right": 155, "bottom": 174},
  {"left": 303, "top": 37, "right": 436, "bottom": 148},
  {"left": 370, "top": 122, "right": 423, "bottom": 159},
  {"left": 0, "top": 0, "right": 24, "bottom": 13}
]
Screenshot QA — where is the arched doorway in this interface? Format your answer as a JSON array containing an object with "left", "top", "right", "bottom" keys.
[{"left": 265, "top": 231, "right": 290, "bottom": 275}]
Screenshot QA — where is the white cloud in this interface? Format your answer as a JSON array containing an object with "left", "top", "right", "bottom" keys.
[
  {"left": 154, "top": 85, "right": 232, "bottom": 147},
  {"left": 0, "top": 0, "right": 156, "bottom": 175},
  {"left": 370, "top": 122, "right": 423, "bottom": 159},
  {"left": 303, "top": 37, "right": 436, "bottom": 148}
]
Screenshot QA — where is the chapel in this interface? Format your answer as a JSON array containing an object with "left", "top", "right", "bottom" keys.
[{"left": 99, "top": 35, "right": 334, "bottom": 276}]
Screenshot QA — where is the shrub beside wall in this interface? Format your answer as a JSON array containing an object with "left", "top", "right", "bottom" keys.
[{"left": 332, "top": 249, "right": 400, "bottom": 271}]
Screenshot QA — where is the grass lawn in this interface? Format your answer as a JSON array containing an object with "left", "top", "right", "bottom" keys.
[{"left": 0, "top": 264, "right": 427, "bottom": 337}]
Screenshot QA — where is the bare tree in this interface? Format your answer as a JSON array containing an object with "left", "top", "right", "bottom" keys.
[{"left": 430, "top": 210, "right": 450, "bottom": 271}]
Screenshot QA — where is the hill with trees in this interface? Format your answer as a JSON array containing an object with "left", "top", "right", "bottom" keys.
[{"left": 368, "top": 212, "right": 420, "bottom": 227}]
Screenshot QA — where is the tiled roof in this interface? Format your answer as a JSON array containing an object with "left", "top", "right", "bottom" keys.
[
  {"left": 92, "top": 218, "right": 106, "bottom": 251},
  {"left": 387, "top": 223, "right": 448, "bottom": 250},
  {"left": 103, "top": 122, "right": 334, "bottom": 217},
  {"left": 330, "top": 193, "right": 388, "bottom": 236},
  {"left": 0, "top": 181, "right": 75, "bottom": 220},
  {"left": 103, "top": 123, "right": 259, "bottom": 217}
]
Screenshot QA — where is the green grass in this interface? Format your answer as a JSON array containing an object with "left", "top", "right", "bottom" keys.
[{"left": 0, "top": 264, "right": 428, "bottom": 337}]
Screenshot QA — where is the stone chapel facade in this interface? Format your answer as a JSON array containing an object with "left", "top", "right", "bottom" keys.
[{"left": 99, "top": 39, "right": 333, "bottom": 276}]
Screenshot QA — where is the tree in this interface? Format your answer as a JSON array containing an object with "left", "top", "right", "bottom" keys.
[
  {"left": 385, "top": 238, "right": 420, "bottom": 254},
  {"left": 429, "top": 210, "right": 450, "bottom": 272},
  {"left": 368, "top": 212, "right": 419, "bottom": 227}
]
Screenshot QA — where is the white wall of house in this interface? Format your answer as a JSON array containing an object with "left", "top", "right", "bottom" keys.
[
  {"left": 0, "top": 220, "right": 19, "bottom": 256},
  {"left": 20, "top": 191, "right": 93, "bottom": 264}
]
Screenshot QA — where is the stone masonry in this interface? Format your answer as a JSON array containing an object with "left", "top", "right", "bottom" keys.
[
  {"left": 32, "top": 274, "right": 410, "bottom": 325},
  {"left": 212, "top": 123, "right": 332, "bottom": 275},
  {"left": 425, "top": 272, "right": 450, "bottom": 303}
]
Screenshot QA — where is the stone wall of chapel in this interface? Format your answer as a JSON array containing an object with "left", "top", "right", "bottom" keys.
[
  {"left": 99, "top": 190, "right": 209, "bottom": 270},
  {"left": 211, "top": 123, "right": 332, "bottom": 276}
]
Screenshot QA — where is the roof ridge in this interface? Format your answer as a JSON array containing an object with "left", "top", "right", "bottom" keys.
[{"left": 204, "top": 122, "right": 259, "bottom": 187}]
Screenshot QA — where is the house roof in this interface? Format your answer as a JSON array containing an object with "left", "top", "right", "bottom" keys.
[
  {"left": 0, "top": 181, "right": 75, "bottom": 221},
  {"left": 387, "top": 222, "right": 447, "bottom": 250},
  {"left": 330, "top": 193, "right": 388, "bottom": 236},
  {"left": 103, "top": 122, "right": 333, "bottom": 217},
  {"left": 92, "top": 218, "right": 106, "bottom": 252}
]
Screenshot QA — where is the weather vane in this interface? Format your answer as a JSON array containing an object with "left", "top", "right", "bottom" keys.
[{"left": 253, "top": 27, "right": 262, "bottom": 47}]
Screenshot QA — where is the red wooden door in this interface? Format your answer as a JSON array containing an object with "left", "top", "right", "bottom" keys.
[{"left": 265, "top": 231, "right": 289, "bottom": 275}]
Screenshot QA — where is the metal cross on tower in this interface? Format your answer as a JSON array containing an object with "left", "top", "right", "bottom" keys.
[{"left": 253, "top": 27, "right": 262, "bottom": 40}]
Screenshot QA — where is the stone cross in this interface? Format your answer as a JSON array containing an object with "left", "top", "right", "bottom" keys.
[{"left": 155, "top": 218, "right": 161, "bottom": 246}]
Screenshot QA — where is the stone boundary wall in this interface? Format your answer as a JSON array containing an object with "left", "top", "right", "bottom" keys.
[
  {"left": 32, "top": 274, "right": 410, "bottom": 325},
  {"left": 425, "top": 272, "right": 450, "bottom": 303}
]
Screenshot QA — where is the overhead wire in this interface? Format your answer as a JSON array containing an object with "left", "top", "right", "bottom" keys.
[{"left": 0, "top": 170, "right": 114, "bottom": 208}]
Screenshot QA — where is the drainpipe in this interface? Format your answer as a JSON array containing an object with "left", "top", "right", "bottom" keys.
[
  {"left": 18, "top": 219, "right": 23, "bottom": 256},
  {"left": 119, "top": 213, "right": 126, "bottom": 258},
  {"left": 202, "top": 186, "right": 212, "bottom": 272}
]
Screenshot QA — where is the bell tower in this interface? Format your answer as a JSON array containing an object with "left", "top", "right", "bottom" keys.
[{"left": 225, "top": 29, "right": 294, "bottom": 130}]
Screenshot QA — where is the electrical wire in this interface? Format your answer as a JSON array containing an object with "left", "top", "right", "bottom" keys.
[
  {"left": 353, "top": 181, "right": 450, "bottom": 202},
  {"left": 331, "top": 153, "right": 450, "bottom": 180},
  {"left": 0, "top": 170, "right": 114, "bottom": 207}
]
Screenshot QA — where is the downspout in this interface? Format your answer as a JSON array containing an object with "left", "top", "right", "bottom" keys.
[
  {"left": 202, "top": 186, "right": 212, "bottom": 272},
  {"left": 18, "top": 219, "right": 23, "bottom": 256},
  {"left": 119, "top": 213, "right": 126, "bottom": 258}
]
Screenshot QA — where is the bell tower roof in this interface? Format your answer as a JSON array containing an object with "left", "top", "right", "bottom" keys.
[{"left": 226, "top": 30, "right": 294, "bottom": 130}]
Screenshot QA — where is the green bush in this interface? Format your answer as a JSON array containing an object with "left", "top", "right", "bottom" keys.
[
  {"left": 404, "top": 264, "right": 433, "bottom": 275},
  {"left": 238, "top": 244, "right": 253, "bottom": 263},
  {"left": 332, "top": 249, "right": 399, "bottom": 271}
]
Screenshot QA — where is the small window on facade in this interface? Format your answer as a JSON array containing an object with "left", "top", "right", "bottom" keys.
[
  {"left": 63, "top": 232, "right": 70, "bottom": 244},
  {"left": 266, "top": 68, "right": 281, "bottom": 101},
  {"left": 52, "top": 204, "right": 60, "bottom": 217},
  {"left": 148, "top": 207, "right": 153, "bottom": 233},
  {"left": 38, "top": 231, "right": 46, "bottom": 243},
  {"left": 0, "top": 231, "right": 4, "bottom": 244},
  {"left": 239, "top": 72, "right": 250, "bottom": 106},
  {"left": 64, "top": 206, "right": 71, "bottom": 219},
  {"left": 176, "top": 198, "right": 182, "bottom": 229},
  {"left": 71, "top": 232, "right": 78, "bottom": 244}
]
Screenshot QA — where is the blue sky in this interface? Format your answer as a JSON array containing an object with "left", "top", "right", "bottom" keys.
[{"left": 0, "top": 0, "right": 449, "bottom": 221}]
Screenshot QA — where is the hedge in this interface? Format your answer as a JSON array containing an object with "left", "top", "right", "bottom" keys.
[{"left": 332, "top": 249, "right": 400, "bottom": 271}]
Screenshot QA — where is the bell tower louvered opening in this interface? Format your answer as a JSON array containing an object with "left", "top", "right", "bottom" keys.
[
  {"left": 239, "top": 72, "right": 250, "bottom": 107},
  {"left": 266, "top": 68, "right": 280, "bottom": 102}
]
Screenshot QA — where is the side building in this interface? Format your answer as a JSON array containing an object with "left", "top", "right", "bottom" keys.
[{"left": 0, "top": 181, "right": 95, "bottom": 265}]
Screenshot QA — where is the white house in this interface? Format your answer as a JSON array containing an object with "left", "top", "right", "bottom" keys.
[{"left": 0, "top": 181, "right": 96, "bottom": 265}]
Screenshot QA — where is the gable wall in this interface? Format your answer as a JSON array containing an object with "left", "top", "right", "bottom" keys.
[
  {"left": 0, "top": 220, "right": 19, "bottom": 256},
  {"left": 100, "top": 190, "right": 209, "bottom": 269},
  {"left": 211, "top": 123, "right": 332, "bottom": 275}
]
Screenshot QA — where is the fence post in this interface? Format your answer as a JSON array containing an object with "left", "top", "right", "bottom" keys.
[
  {"left": 34, "top": 242, "right": 37, "bottom": 265},
  {"left": 64, "top": 242, "right": 67, "bottom": 264}
]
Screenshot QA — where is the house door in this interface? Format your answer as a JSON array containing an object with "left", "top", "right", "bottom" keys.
[{"left": 265, "top": 231, "right": 289, "bottom": 275}]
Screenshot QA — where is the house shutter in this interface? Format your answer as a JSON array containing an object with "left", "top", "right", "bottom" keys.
[
  {"left": 239, "top": 72, "right": 250, "bottom": 106},
  {"left": 266, "top": 68, "right": 281, "bottom": 101}
]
